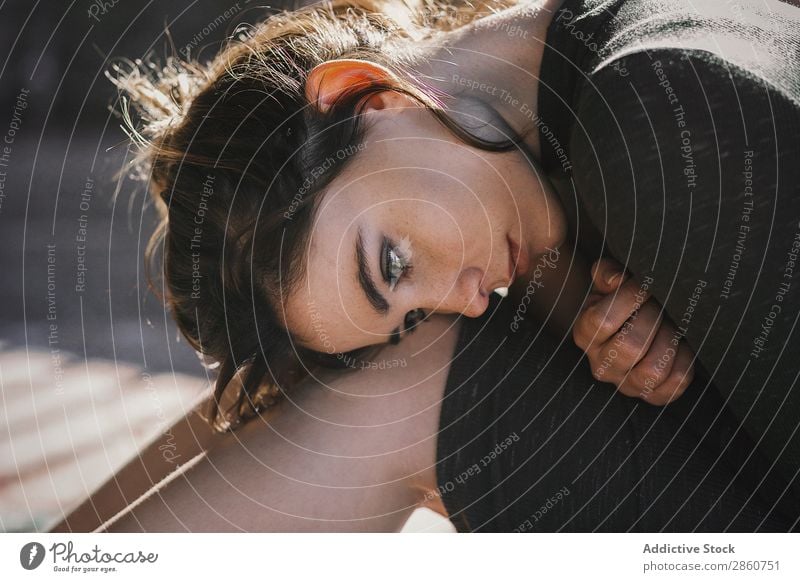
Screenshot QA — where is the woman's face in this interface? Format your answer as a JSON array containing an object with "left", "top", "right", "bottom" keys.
[{"left": 282, "top": 96, "right": 567, "bottom": 354}]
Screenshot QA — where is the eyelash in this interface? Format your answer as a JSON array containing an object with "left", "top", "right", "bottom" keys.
[{"left": 381, "top": 235, "right": 414, "bottom": 292}]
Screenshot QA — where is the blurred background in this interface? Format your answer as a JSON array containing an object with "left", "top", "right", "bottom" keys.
[{"left": 0, "top": 0, "right": 452, "bottom": 532}]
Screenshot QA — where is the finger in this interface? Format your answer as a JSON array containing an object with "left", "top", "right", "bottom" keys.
[
  {"left": 591, "top": 257, "right": 629, "bottom": 294},
  {"left": 573, "top": 276, "right": 653, "bottom": 349},
  {"left": 641, "top": 343, "right": 695, "bottom": 405},
  {"left": 607, "top": 300, "right": 665, "bottom": 372},
  {"left": 614, "top": 322, "right": 677, "bottom": 399},
  {"left": 593, "top": 300, "right": 664, "bottom": 390},
  {"left": 582, "top": 291, "right": 604, "bottom": 310}
]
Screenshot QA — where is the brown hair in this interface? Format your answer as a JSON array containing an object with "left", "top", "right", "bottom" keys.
[{"left": 110, "top": 0, "right": 527, "bottom": 432}]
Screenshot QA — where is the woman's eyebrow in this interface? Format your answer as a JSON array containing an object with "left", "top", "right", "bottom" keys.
[{"left": 355, "top": 226, "right": 390, "bottom": 316}]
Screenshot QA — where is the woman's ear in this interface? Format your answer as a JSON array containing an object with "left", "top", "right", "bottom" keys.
[{"left": 304, "top": 59, "right": 403, "bottom": 114}]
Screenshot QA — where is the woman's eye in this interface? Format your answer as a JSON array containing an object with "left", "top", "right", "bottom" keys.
[
  {"left": 404, "top": 308, "right": 426, "bottom": 333},
  {"left": 381, "top": 236, "right": 413, "bottom": 292},
  {"left": 386, "top": 247, "right": 406, "bottom": 291}
]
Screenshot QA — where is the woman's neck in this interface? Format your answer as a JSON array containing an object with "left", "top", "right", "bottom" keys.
[{"left": 414, "top": 0, "right": 566, "bottom": 160}]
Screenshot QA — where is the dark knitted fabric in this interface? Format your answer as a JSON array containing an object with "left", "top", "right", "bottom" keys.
[
  {"left": 436, "top": 293, "right": 799, "bottom": 531},
  {"left": 539, "top": 0, "right": 800, "bottom": 495},
  {"left": 436, "top": 0, "right": 800, "bottom": 531}
]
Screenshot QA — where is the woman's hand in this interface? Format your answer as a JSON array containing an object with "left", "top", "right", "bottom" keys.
[{"left": 572, "top": 258, "right": 695, "bottom": 405}]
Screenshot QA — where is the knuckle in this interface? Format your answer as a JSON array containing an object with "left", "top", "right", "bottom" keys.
[
  {"left": 659, "top": 371, "right": 692, "bottom": 402},
  {"left": 599, "top": 317, "right": 621, "bottom": 338},
  {"left": 675, "top": 366, "right": 695, "bottom": 392},
  {"left": 644, "top": 393, "right": 664, "bottom": 406},
  {"left": 616, "top": 381, "right": 641, "bottom": 398},
  {"left": 572, "top": 323, "right": 591, "bottom": 350},
  {"left": 634, "top": 364, "right": 663, "bottom": 386},
  {"left": 584, "top": 305, "right": 610, "bottom": 334},
  {"left": 678, "top": 368, "right": 694, "bottom": 385},
  {"left": 629, "top": 364, "right": 660, "bottom": 389},
  {"left": 640, "top": 388, "right": 668, "bottom": 406},
  {"left": 614, "top": 340, "right": 643, "bottom": 366},
  {"left": 591, "top": 366, "right": 606, "bottom": 382},
  {"left": 645, "top": 359, "right": 669, "bottom": 382}
]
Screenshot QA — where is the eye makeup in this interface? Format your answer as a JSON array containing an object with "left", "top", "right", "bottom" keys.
[
  {"left": 388, "top": 307, "right": 427, "bottom": 345},
  {"left": 381, "top": 234, "right": 414, "bottom": 291}
]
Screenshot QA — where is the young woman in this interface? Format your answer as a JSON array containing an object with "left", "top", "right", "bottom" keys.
[
  {"left": 53, "top": 0, "right": 799, "bottom": 531},
  {"left": 113, "top": 0, "right": 695, "bottom": 429}
]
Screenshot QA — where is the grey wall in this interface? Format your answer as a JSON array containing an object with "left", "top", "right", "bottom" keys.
[{"left": 0, "top": 1, "right": 317, "bottom": 375}]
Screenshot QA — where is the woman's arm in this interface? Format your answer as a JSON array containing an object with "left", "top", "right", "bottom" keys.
[
  {"left": 49, "top": 400, "right": 220, "bottom": 532},
  {"left": 101, "top": 391, "right": 415, "bottom": 531},
  {"left": 98, "top": 315, "right": 459, "bottom": 532}
]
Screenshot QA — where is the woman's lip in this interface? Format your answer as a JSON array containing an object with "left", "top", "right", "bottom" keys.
[
  {"left": 481, "top": 236, "right": 528, "bottom": 297},
  {"left": 507, "top": 234, "right": 529, "bottom": 284}
]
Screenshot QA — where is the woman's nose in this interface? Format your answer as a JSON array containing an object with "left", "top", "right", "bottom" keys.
[{"left": 423, "top": 266, "right": 490, "bottom": 318}]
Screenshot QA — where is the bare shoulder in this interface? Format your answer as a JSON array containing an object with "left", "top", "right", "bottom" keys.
[
  {"left": 300, "top": 315, "right": 461, "bottom": 514},
  {"left": 104, "top": 314, "right": 462, "bottom": 531},
  {"left": 308, "top": 313, "right": 464, "bottom": 508}
]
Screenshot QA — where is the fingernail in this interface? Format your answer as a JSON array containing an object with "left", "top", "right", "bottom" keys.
[{"left": 605, "top": 269, "right": 623, "bottom": 286}]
